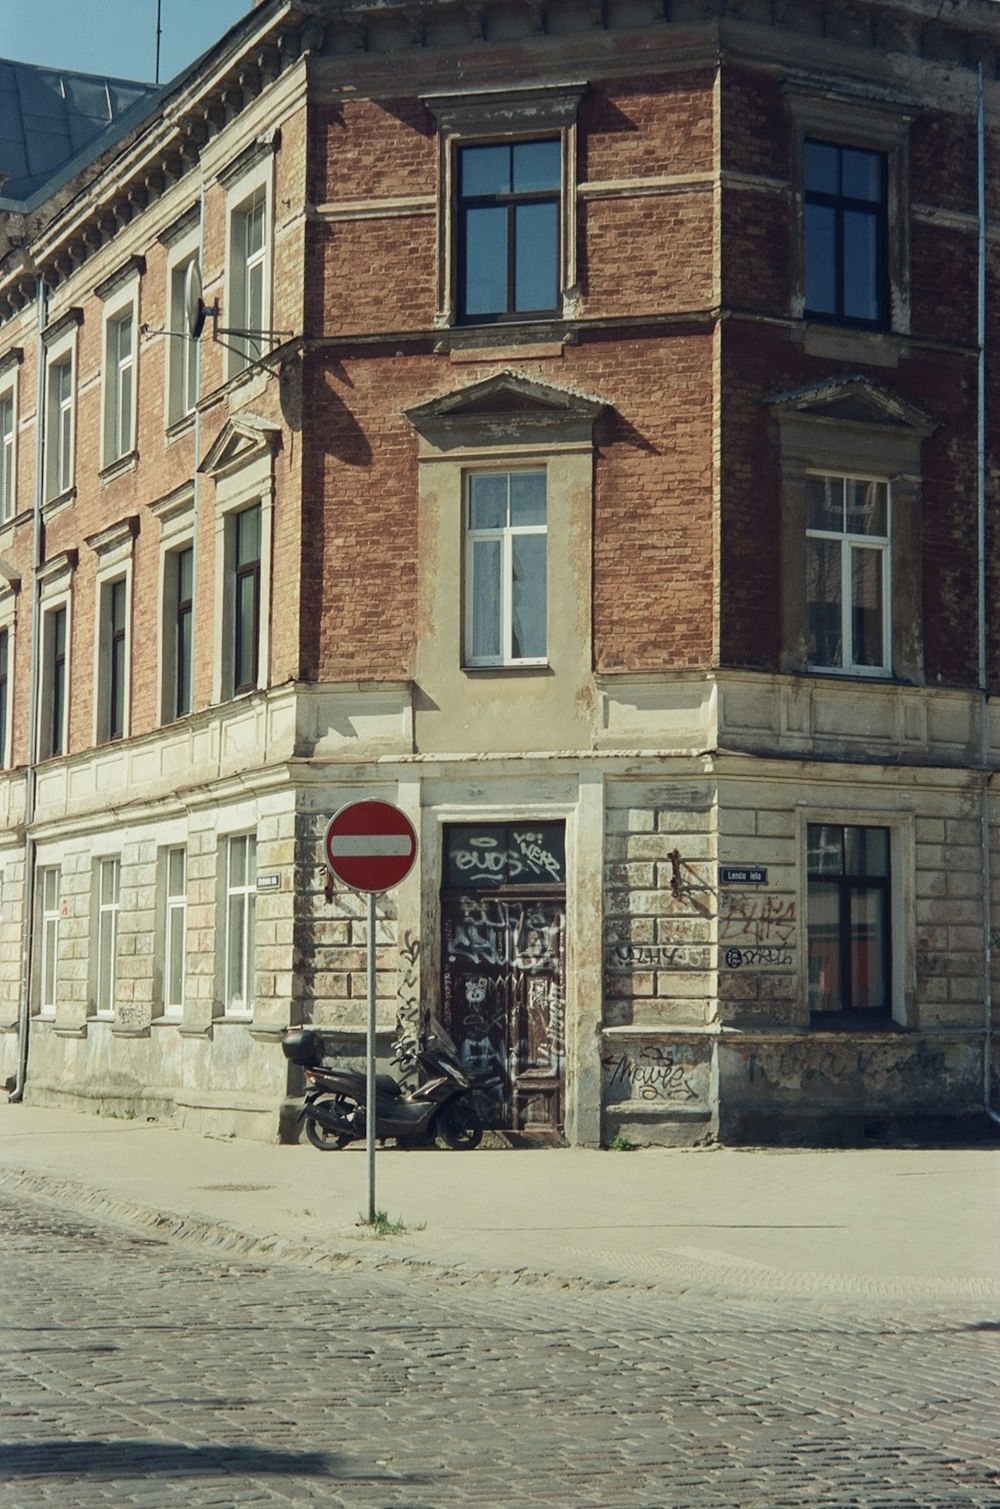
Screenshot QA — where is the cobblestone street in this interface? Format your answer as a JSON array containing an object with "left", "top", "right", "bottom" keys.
[{"left": 1, "top": 1186, "right": 998, "bottom": 1508}]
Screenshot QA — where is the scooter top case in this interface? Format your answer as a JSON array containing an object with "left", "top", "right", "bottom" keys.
[{"left": 281, "top": 1029, "right": 321, "bottom": 1066}]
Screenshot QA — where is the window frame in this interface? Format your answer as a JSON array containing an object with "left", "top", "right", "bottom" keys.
[
  {"left": 87, "top": 517, "right": 137, "bottom": 746},
  {"left": 40, "top": 600, "right": 69, "bottom": 760},
  {"left": 35, "top": 864, "right": 60, "bottom": 1019},
  {"left": 94, "top": 854, "right": 121, "bottom": 1020},
  {"left": 0, "top": 374, "right": 16, "bottom": 524},
  {"left": 222, "top": 832, "right": 256, "bottom": 1019},
  {"left": 45, "top": 350, "right": 74, "bottom": 501},
  {"left": 422, "top": 84, "right": 584, "bottom": 330},
  {"left": 464, "top": 467, "right": 548, "bottom": 667},
  {"left": 0, "top": 622, "right": 10, "bottom": 769},
  {"left": 786, "top": 88, "right": 911, "bottom": 337},
  {"left": 455, "top": 137, "right": 562, "bottom": 325},
  {"left": 224, "top": 155, "right": 273, "bottom": 380},
  {"left": 103, "top": 306, "right": 136, "bottom": 466},
  {"left": 806, "top": 822, "right": 892, "bottom": 1020},
  {"left": 805, "top": 471, "right": 891, "bottom": 677},
  {"left": 166, "top": 229, "right": 201, "bottom": 429},
  {"left": 162, "top": 845, "right": 187, "bottom": 1019}
]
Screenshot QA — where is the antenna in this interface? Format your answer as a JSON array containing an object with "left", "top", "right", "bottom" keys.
[
  {"left": 183, "top": 258, "right": 292, "bottom": 363},
  {"left": 155, "top": 0, "right": 163, "bottom": 85}
]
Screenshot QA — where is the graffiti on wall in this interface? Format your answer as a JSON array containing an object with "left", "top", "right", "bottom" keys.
[
  {"left": 719, "top": 892, "right": 796, "bottom": 947},
  {"left": 446, "top": 894, "right": 563, "bottom": 974},
  {"left": 606, "top": 942, "right": 707, "bottom": 971},
  {"left": 601, "top": 1041, "right": 705, "bottom": 1105}
]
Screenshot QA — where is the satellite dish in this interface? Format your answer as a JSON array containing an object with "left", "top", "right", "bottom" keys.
[{"left": 184, "top": 258, "right": 208, "bottom": 340}]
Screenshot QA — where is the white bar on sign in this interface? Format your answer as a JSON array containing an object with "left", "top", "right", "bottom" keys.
[{"left": 329, "top": 834, "right": 412, "bottom": 856}]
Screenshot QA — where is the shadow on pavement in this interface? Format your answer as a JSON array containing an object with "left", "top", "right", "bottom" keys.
[{"left": 0, "top": 1439, "right": 352, "bottom": 1479}]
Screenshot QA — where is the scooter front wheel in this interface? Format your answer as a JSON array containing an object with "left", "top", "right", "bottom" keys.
[
  {"left": 304, "top": 1098, "right": 354, "bottom": 1151},
  {"left": 434, "top": 1099, "right": 483, "bottom": 1150}
]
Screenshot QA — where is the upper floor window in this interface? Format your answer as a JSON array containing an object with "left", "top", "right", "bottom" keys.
[
  {"left": 41, "top": 604, "right": 68, "bottom": 759},
  {"left": 807, "top": 823, "right": 891, "bottom": 1019},
  {"left": 806, "top": 474, "right": 889, "bottom": 675},
  {"left": 457, "top": 140, "right": 561, "bottom": 324},
  {"left": 804, "top": 140, "right": 887, "bottom": 328},
  {"left": 168, "top": 545, "right": 194, "bottom": 719},
  {"left": 46, "top": 356, "right": 73, "bottom": 499},
  {"left": 466, "top": 470, "right": 547, "bottom": 666},
  {"left": 229, "top": 186, "right": 268, "bottom": 373},
  {"left": 98, "top": 577, "right": 128, "bottom": 742},
  {"left": 0, "top": 387, "right": 14, "bottom": 522},
  {"left": 0, "top": 626, "right": 9, "bottom": 767},
  {"left": 233, "top": 505, "right": 261, "bottom": 694},
  {"left": 104, "top": 310, "right": 135, "bottom": 464},
  {"left": 168, "top": 251, "right": 199, "bottom": 425}
]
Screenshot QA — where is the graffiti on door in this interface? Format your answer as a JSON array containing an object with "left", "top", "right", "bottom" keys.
[{"left": 442, "top": 893, "right": 566, "bottom": 1132}]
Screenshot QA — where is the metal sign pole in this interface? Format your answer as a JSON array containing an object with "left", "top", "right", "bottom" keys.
[{"left": 366, "top": 888, "right": 377, "bottom": 1224}]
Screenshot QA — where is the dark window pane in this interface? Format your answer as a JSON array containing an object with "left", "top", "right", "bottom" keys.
[
  {"left": 807, "top": 535, "right": 842, "bottom": 667},
  {"left": 470, "top": 473, "right": 507, "bottom": 531},
  {"left": 842, "top": 147, "right": 882, "bottom": 203},
  {"left": 804, "top": 202, "right": 837, "bottom": 314},
  {"left": 850, "top": 886, "right": 889, "bottom": 1008},
  {"left": 462, "top": 205, "right": 508, "bottom": 317},
  {"left": 804, "top": 139, "right": 839, "bottom": 193},
  {"left": 851, "top": 545, "right": 884, "bottom": 668},
  {"left": 807, "top": 475, "right": 843, "bottom": 532},
  {"left": 808, "top": 824, "right": 844, "bottom": 875},
  {"left": 844, "top": 824, "right": 890, "bottom": 878},
  {"left": 236, "top": 506, "right": 260, "bottom": 567},
  {"left": 845, "top": 480, "right": 887, "bottom": 537},
  {"left": 807, "top": 879, "right": 842, "bottom": 1012},
  {"left": 471, "top": 538, "right": 501, "bottom": 660},
  {"left": 235, "top": 571, "right": 259, "bottom": 690},
  {"left": 843, "top": 209, "right": 880, "bottom": 321},
  {"left": 509, "top": 472, "right": 546, "bottom": 527},
  {"left": 460, "top": 144, "right": 510, "bottom": 197},
  {"left": 512, "top": 139, "right": 560, "bottom": 192},
  {"left": 514, "top": 201, "right": 558, "bottom": 311}
]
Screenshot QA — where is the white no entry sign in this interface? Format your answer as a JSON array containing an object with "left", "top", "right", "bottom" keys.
[{"left": 324, "top": 800, "right": 417, "bottom": 894}]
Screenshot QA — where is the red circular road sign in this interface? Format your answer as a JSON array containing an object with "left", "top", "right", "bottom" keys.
[{"left": 323, "top": 800, "right": 418, "bottom": 894}]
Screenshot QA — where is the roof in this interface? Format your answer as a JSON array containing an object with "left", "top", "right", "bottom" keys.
[{"left": 0, "top": 57, "right": 158, "bottom": 206}]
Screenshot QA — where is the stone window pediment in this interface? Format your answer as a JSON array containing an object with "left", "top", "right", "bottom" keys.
[
  {"left": 405, "top": 371, "right": 605, "bottom": 451},
  {"left": 199, "top": 412, "right": 282, "bottom": 482}
]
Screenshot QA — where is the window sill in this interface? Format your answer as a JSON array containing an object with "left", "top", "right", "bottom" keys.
[
  {"left": 806, "top": 666, "right": 894, "bottom": 682},
  {"left": 150, "top": 1013, "right": 184, "bottom": 1027},
  {"left": 165, "top": 412, "right": 196, "bottom": 444},
  {"left": 809, "top": 1011, "right": 907, "bottom": 1033},
  {"left": 42, "top": 486, "right": 76, "bottom": 520},
  {"left": 463, "top": 663, "right": 552, "bottom": 677},
  {"left": 99, "top": 450, "right": 139, "bottom": 484}
]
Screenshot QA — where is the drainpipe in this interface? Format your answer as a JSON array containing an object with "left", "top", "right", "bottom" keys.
[
  {"left": 975, "top": 67, "right": 999, "bottom": 1129},
  {"left": 10, "top": 275, "right": 47, "bottom": 1101}
]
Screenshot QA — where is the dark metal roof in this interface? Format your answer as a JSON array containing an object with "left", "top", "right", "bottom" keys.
[{"left": 0, "top": 57, "right": 158, "bottom": 204}]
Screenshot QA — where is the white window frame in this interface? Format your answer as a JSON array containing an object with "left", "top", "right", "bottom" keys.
[
  {"left": 162, "top": 845, "right": 187, "bottom": 1019},
  {"left": 95, "top": 855, "right": 120, "bottom": 1019},
  {"left": 223, "top": 833, "right": 256, "bottom": 1018},
  {"left": 224, "top": 155, "right": 273, "bottom": 379},
  {"left": 98, "top": 269, "right": 140, "bottom": 469},
  {"left": 805, "top": 471, "right": 891, "bottom": 678},
  {"left": 38, "top": 593, "right": 70, "bottom": 761},
  {"left": 148, "top": 487, "right": 195, "bottom": 724},
  {"left": 166, "top": 230, "right": 200, "bottom": 428},
  {"left": 464, "top": 468, "right": 547, "bottom": 668},
  {"left": 44, "top": 344, "right": 75, "bottom": 501},
  {"left": 212, "top": 482, "right": 272, "bottom": 704},
  {"left": 35, "top": 865, "right": 60, "bottom": 1018},
  {"left": 0, "top": 376, "right": 16, "bottom": 524}
]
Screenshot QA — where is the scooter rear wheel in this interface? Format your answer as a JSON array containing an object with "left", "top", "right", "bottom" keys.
[
  {"left": 304, "top": 1098, "right": 354, "bottom": 1151},
  {"left": 434, "top": 1100, "right": 483, "bottom": 1150}
]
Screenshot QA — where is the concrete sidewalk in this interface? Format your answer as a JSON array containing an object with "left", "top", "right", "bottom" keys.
[{"left": 1, "top": 1100, "right": 998, "bottom": 1306}]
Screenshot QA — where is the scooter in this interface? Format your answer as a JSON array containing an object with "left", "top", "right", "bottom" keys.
[{"left": 282, "top": 1021, "right": 483, "bottom": 1152}]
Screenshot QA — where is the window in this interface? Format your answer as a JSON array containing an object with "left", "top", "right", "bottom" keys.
[
  {"left": 168, "top": 253, "right": 199, "bottom": 425},
  {"left": 806, "top": 474, "right": 890, "bottom": 674},
  {"left": 0, "top": 386, "right": 14, "bottom": 522},
  {"left": 807, "top": 824, "right": 890, "bottom": 1017},
  {"left": 45, "top": 356, "right": 73, "bottom": 499},
  {"left": 224, "top": 834, "right": 256, "bottom": 1017},
  {"left": 466, "top": 471, "right": 546, "bottom": 666},
  {"left": 168, "top": 545, "right": 193, "bottom": 718},
  {"left": 163, "top": 847, "right": 186, "bottom": 1017},
  {"left": 98, "top": 577, "right": 128, "bottom": 741},
  {"left": 104, "top": 310, "right": 135, "bottom": 463},
  {"left": 804, "top": 140, "right": 887, "bottom": 327},
  {"left": 233, "top": 505, "right": 261, "bottom": 694},
  {"left": 96, "top": 856, "right": 120, "bottom": 1018},
  {"left": 36, "top": 866, "right": 60, "bottom": 1017},
  {"left": 229, "top": 187, "right": 267, "bottom": 372},
  {"left": 40, "top": 604, "right": 68, "bottom": 759},
  {"left": 0, "top": 627, "right": 9, "bottom": 767},
  {"left": 457, "top": 140, "right": 560, "bottom": 323}
]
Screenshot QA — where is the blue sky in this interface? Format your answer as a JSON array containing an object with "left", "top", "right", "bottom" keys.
[{"left": 0, "top": 0, "right": 250, "bottom": 85}]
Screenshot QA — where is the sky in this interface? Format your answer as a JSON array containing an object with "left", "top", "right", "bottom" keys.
[{"left": 0, "top": 0, "right": 251, "bottom": 85}]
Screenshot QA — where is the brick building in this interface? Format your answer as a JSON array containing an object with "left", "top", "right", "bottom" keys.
[{"left": 1, "top": 0, "right": 997, "bottom": 1144}]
